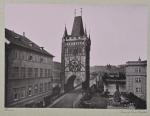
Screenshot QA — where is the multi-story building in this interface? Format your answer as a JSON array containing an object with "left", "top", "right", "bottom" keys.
[
  {"left": 5, "top": 29, "right": 54, "bottom": 107},
  {"left": 61, "top": 12, "right": 91, "bottom": 91},
  {"left": 126, "top": 58, "right": 147, "bottom": 101},
  {"left": 53, "top": 61, "right": 61, "bottom": 87}
]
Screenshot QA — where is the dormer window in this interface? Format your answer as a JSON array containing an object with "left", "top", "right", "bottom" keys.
[
  {"left": 14, "top": 36, "right": 20, "bottom": 39},
  {"left": 29, "top": 42, "right": 33, "bottom": 47},
  {"left": 40, "top": 47, "right": 44, "bottom": 50}
]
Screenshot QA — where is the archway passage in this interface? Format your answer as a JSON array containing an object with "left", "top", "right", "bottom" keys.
[{"left": 65, "top": 75, "right": 76, "bottom": 92}]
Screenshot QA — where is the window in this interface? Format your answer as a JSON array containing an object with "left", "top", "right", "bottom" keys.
[
  {"left": 13, "top": 88, "right": 19, "bottom": 101},
  {"left": 34, "top": 68, "right": 38, "bottom": 78},
  {"left": 28, "top": 68, "right": 33, "bottom": 78},
  {"left": 135, "top": 67, "right": 142, "bottom": 73},
  {"left": 34, "top": 84, "right": 38, "bottom": 95},
  {"left": 138, "top": 68, "right": 141, "bottom": 73},
  {"left": 40, "top": 58, "right": 43, "bottom": 63},
  {"left": 40, "top": 68, "right": 43, "bottom": 77},
  {"left": 28, "top": 86, "right": 32, "bottom": 96},
  {"left": 48, "top": 69, "right": 51, "bottom": 78},
  {"left": 14, "top": 50, "right": 18, "bottom": 59},
  {"left": 21, "top": 67, "right": 26, "bottom": 78},
  {"left": 12, "top": 67, "right": 19, "bottom": 78},
  {"left": 45, "top": 69, "right": 48, "bottom": 77},
  {"left": 135, "top": 78, "right": 141, "bottom": 83},
  {"left": 44, "top": 83, "right": 47, "bottom": 92},
  {"left": 48, "top": 82, "right": 51, "bottom": 90},
  {"left": 22, "top": 52, "right": 25, "bottom": 60},
  {"left": 20, "top": 87, "right": 26, "bottom": 98},
  {"left": 28, "top": 55, "right": 33, "bottom": 61},
  {"left": 136, "top": 87, "right": 142, "bottom": 93},
  {"left": 39, "top": 83, "right": 43, "bottom": 93}
]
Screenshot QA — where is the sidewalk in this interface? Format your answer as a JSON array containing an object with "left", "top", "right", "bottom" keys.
[{"left": 72, "top": 93, "right": 83, "bottom": 108}]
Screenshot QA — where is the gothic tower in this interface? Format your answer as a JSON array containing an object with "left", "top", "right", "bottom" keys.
[{"left": 61, "top": 11, "right": 91, "bottom": 91}]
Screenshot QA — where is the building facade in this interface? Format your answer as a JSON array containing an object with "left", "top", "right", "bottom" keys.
[
  {"left": 61, "top": 14, "right": 91, "bottom": 91},
  {"left": 126, "top": 58, "right": 147, "bottom": 101},
  {"left": 5, "top": 29, "right": 54, "bottom": 107},
  {"left": 53, "top": 61, "right": 61, "bottom": 87}
]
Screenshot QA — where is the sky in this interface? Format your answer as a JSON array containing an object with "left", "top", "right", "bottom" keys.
[{"left": 5, "top": 4, "right": 148, "bottom": 66}]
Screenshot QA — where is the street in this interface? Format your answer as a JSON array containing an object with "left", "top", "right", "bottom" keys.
[{"left": 49, "top": 87, "right": 83, "bottom": 108}]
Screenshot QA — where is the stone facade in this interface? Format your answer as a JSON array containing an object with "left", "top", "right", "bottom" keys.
[
  {"left": 5, "top": 29, "right": 54, "bottom": 107},
  {"left": 126, "top": 58, "right": 147, "bottom": 101},
  {"left": 61, "top": 15, "right": 91, "bottom": 91},
  {"left": 53, "top": 61, "right": 61, "bottom": 87}
]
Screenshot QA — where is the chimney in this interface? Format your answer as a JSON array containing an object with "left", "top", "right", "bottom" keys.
[{"left": 23, "top": 32, "right": 25, "bottom": 36}]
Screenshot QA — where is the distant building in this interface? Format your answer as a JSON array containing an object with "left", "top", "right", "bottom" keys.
[
  {"left": 126, "top": 58, "right": 147, "bottom": 101},
  {"left": 53, "top": 61, "right": 61, "bottom": 87},
  {"left": 61, "top": 12, "right": 91, "bottom": 91},
  {"left": 5, "top": 29, "right": 54, "bottom": 107},
  {"left": 90, "top": 65, "right": 125, "bottom": 78}
]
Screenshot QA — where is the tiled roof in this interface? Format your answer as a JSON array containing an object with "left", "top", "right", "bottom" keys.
[
  {"left": 5, "top": 28, "right": 54, "bottom": 57},
  {"left": 71, "top": 16, "right": 84, "bottom": 36}
]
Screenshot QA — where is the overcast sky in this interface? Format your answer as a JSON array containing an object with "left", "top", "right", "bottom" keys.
[{"left": 5, "top": 4, "right": 148, "bottom": 66}]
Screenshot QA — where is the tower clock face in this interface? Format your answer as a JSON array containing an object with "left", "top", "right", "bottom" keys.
[{"left": 69, "top": 59, "right": 81, "bottom": 72}]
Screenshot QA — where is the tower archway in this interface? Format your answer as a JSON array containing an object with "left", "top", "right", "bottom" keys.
[{"left": 65, "top": 75, "right": 76, "bottom": 91}]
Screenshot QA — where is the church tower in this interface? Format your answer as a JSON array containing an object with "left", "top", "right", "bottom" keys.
[{"left": 61, "top": 10, "right": 91, "bottom": 91}]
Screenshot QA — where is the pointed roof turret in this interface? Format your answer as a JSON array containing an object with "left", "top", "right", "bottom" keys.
[
  {"left": 84, "top": 25, "right": 87, "bottom": 36},
  {"left": 71, "top": 16, "right": 84, "bottom": 36},
  {"left": 88, "top": 33, "right": 91, "bottom": 46},
  {"left": 89, "top": 33, "right": 90, "bottom": 39},
  {"left": 63, "top": 25, "right": 68, "bottom": 37}
]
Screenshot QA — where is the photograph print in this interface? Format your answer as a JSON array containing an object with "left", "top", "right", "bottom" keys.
[{"left": 5, "top": 4, "right": 148, "bottom": 109}]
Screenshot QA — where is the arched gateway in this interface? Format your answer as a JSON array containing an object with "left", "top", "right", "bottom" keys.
[
  {"left": 61, "top": 12, "right": 91, "bottom": 92},
  {"left": 65, "top": 75, "right": 76, "bottom": 91}
]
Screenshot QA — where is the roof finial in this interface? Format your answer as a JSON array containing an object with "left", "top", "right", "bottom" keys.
[
  {"left": 80, "top": 8, "right": 82, "bottom": 16},
  {"left": 138, "top": 56, "right": 141, "bottom": 61},
  {"left": 74, "top": 9, "right": 76, "bottom": 17},
  {"left": 23, "top": 32, "right": 25, "bottom": 36}
]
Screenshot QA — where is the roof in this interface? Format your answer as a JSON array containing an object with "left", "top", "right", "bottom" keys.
[
  {"left": 5, "top": 28, "right": 54, "bottom": 57},
  {"left": 126, "top": 60, "right": 147, "bottom": 66},
  {"left": 71, "top": 16, "right": 84, "bottom": 36}
]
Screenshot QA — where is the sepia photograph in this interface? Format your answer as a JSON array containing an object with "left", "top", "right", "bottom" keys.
[{"left": 5, "top": 3, "right": 148, "bottom": 109}]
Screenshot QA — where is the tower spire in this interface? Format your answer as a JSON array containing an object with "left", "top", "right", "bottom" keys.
[
  {"left": 80, "top": 8, "right": 82, "bottom": 16},
  {"left": 74, "top": 9, "right": 76, "bottom": 17}
]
